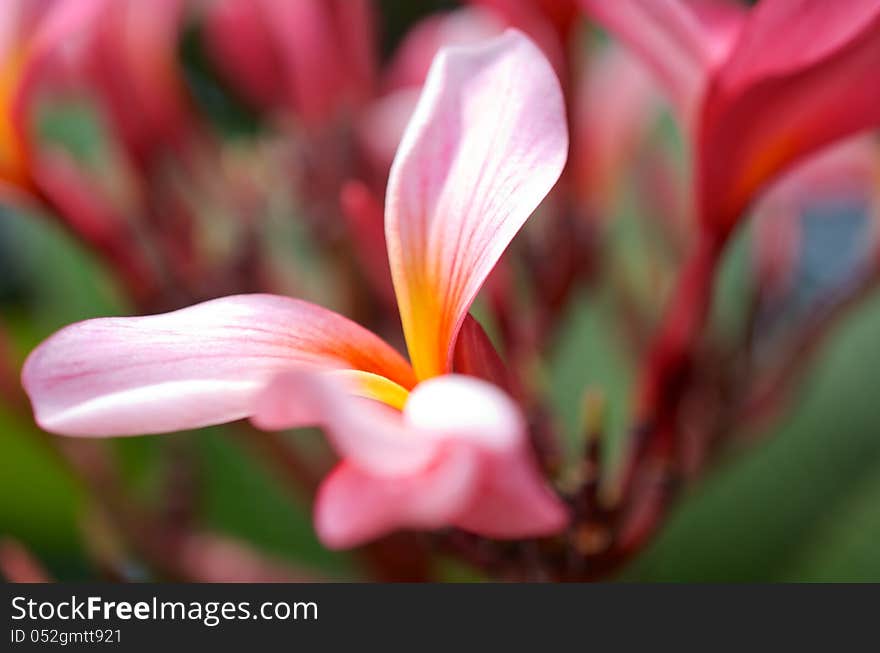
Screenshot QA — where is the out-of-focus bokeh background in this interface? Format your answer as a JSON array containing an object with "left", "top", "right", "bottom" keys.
[{"left": 1, "top": 0, "right": 879, "bottom": 581}]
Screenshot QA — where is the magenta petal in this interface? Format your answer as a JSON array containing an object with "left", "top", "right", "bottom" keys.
[
  {"left": 717, "top": 0, "right": 880, "bottom": 93},
  {"left": 258, "top": 0, "right": 375, "bottom": 123},
  {"left": 698, "top": 1, "right": 880, "bottom": 230},
  {"left": 453, "top": 446, "right": 568, "bottom": 538},
  {"left": 290, "top": 373, "right": 568, "bottom": 547},
  {"left": 405, "top": 376, "right": 568, "bottom": 538},
  {"left": 22, "top": 294, "right": 414, "bottom": 436},
  {"left": 469, "top": 0, "right": 571, "bottom": 77},
  {"left": 580, "top": 0, "right": 745, "bottom": 122},
  {"left": 203, "top": 0, "right": 286, "bottom": 111},
  {"left": 452, "top": 315, "right": 514, "bottom": 394}
]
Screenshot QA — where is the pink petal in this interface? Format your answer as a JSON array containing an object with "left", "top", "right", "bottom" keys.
[
  {"left": 580, "top": 0, "right": 745, "bottom": 122},
  {"left": 452, "top": 444, "right": 568, "bottom": 538},
  {"left": 253, "top": 370, "right": 436, "bottom": 475},
  {"left": 22, "top": 295, "right": 414, "bottom": 436},
  {"left": 405, "top": 376, "right": 568, "bottom": 538},
  {"left": 383, "top": 8, "right": 505, "bottom": 92},
  {"left": 203, "top": 0, "right": 286, "bottom": 111},
  {"left": 386, "top": 30, "right": 568, "bottom": 380},
  {"left": 469, "top": 0, "right": 572, "bottom": 78},
  {"left": 0, "top": 0, "right": 73, "bottom": 189},
  {"left": 263, "top": 372, "right": 568, "bottom": 548},
  {"left": 698, "top": 0, "right": 880, "bottom": 231},
  {"left": 204, "top": 0, "right": 376, "bottom": 122},
  {"left": 315, "top": 445, "right": 480, "bottom": 549},
  {"left": 471, "top": 0, "right": 580, "bottom": 38},
  {"left": 258, "top": 0, "right": 375, "bottom": 123}
]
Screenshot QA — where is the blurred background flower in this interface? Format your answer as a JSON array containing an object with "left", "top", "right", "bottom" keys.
[{"left": 1, "top": 0, "right": 879, "bottom": 582}]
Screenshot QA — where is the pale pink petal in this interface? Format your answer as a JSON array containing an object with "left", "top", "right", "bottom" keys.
[
  {"left": 580, "top": 0, "right": 745, "bottom": 122},
  {"left": 262, "top": 372, "right": 568, "bottom": 548},
  {"left": 253, "top": 370, "right": 436, "bottom": 475},
  {"left": 315, "top": 445, "right": 480, "bottom": 549},
  {"left": 698, "top": 1, "right": 880, "bottom": 230},
  {"left": 404, "top": 376, "right": 567, "bottom": 538},
  {"left": 27, "top": 0, "right": 107, "bottom": 58},
  {"left": 204, "top": 0, "right": 375, "bottom": 121},
  {"left": 113, "top": 0, "right": 191, "bottom": 146},
  {"left": 386, "top": 30, "right": 568, "bottom": 380},
  {"left": 18, "top": 0, "right": 191, "bottom": 167},
  {"left": 22, "top": 294, "right": 414, "bottom": 436}
]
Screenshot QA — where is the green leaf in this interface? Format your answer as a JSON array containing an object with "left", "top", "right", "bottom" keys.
[
  {"left": 622, "top": 293, "right": 880, "bottom": 581},
  {"left": 547, "top": 289, "right": 635, "bottom": 473},
  {"left": 780, "top": 468, "right": 880, "bottom": 582}
]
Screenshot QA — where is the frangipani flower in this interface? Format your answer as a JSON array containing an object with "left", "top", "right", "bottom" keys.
[
  {"left": 0, "top": 0, "right": 55, "bottom": 194},
  {"left": 469, "top": 0, "right": 579, "bottom": 78},
  {"left": 204, "top": 0, "right": 377, "bottom": 125},
  {"left": 581, "top": 0, "right": 880, "bottom": 235},
  {"left": 22, "top": 31, "right": 570, "bottom": 548}
]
